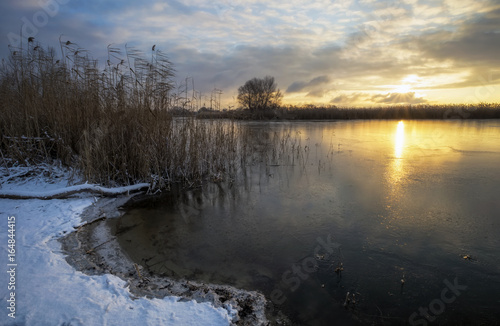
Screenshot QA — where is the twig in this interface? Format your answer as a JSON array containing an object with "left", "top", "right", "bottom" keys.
[
  {"left": 134, "top": 263, "right": 143, "bottom": 280},
  {"left": 0, "top": 149, "right": 10, "bottom": 176},
  {"left": 86, "top": 238, "right": 113, "bottom": 254}
]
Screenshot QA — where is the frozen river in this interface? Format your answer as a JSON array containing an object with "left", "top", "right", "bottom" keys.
[{"left": 112, "top": 120, "right": 500, "bottom": 325}]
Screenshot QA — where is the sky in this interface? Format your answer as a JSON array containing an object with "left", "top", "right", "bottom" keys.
[{"left": 1, "top": 0, "right": 500, "bottom": 108}]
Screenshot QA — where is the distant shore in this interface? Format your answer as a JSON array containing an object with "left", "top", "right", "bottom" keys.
[{"left": 195, "top": 103, "right": 500, "bottom": 120}]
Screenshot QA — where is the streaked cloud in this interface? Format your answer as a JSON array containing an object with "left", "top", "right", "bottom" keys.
[
  {"left": 286, "top": 75, "right": 331, "bottom": 97},
  {"left": 1, "top": 0, "right": 499, "bottom": 106}
]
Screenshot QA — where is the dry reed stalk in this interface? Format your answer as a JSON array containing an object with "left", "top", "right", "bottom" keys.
[{"left": 1, "top": 38, "right": 286, "bottom": 189}]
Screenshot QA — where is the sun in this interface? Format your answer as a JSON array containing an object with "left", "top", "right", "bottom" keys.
[
  {"left": 393, "top": 84, "right": 412, "bottom": 93},
  {"left": 392, "top": 74, "right": 421, "bottom": 93}
]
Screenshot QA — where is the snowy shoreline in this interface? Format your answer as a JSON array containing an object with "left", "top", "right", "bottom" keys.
[{"left": 0, "top": 166, "right": 268, "bottom": 325}]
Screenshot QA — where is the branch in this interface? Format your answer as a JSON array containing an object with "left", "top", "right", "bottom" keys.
[{"left": 0, "top": 183, "right": 150, "bottom": 200}]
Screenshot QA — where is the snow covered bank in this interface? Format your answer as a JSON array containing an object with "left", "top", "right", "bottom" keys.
[
  {"left": 0, "top": 166, "right": 246, "bottom": 325},
  {"left": 0, "top": 182, "right": 150, "bottom": 200}
]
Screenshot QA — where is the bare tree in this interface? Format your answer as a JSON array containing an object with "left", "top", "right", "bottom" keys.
[{"left": 237, "top": 76, "right": 282, "bottom": 112}]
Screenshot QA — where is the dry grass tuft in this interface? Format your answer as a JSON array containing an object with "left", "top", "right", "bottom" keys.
[{"left": 0, "top": 38, "right": 256, "bottom": 189}]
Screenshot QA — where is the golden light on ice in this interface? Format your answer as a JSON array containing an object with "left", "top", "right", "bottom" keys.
[
  {"left": 387, "top": 120, "right": 407, "bottom": 195},
  {"left": 395, "top": 121, "right": 405, "bottom": 158}
]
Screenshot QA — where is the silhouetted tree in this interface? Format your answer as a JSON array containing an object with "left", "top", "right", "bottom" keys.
[{"left": 237, "top": 76, "right": 282, "bottom": 112}]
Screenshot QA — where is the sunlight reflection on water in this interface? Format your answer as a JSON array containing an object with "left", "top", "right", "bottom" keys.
[
  {"left": 394, "top": 120, "right": 405, "bottom": 159},
  {"left": 113, "top": 120, "right": 500, "bottom": 326},
  {"left": 389, "top": 121, "right": 407, "bottom": 187}
]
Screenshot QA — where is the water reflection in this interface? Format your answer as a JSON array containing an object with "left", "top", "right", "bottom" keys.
[
  {"left": 394, "top": 121, "right": 405, "bottom": 159},
  {"left": 113, "top": 120, "right": 500, "bottom": 326},
  {"left": 388, "top": 121, "right": 407, "bottom": 190}
]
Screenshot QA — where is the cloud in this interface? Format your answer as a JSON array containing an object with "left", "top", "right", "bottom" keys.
[
  {"left": 306, "top": 88, "right": 329, "bottom": 98},
  {"left": 165, "top": 0, "right": 196, "bottom": 15},
  {"left": 1, "top": 0, "right": 499, "bottom": 106},
  {"left": 412, "top": 7, "right": 500, "bottom": 66},
  {"left": 309, "top": 75, "right": 330, "bottom": 86},
  {"left": 330, "top": 93, "right": 367, "bottom": 104},
  {"left": 286, "top": 75, "right": 331, "bottom": 97},
  {"left": 286, "top": 81, "right": 308, "bottom": 93},
  {"left": 371, "top": 92, "right": 428, "bottom": 104},
  {"left": 330, "top": 91, "right": 428, "bottom": 106}
]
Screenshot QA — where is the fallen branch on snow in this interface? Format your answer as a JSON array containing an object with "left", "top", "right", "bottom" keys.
[{"left": 0, "top": 183, "right": 150, "bottom": 200}]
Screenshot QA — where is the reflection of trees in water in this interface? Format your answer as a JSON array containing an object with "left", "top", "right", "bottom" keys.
[
  {"left": 239, "top": 123, "right": 315, "bottom": 169},
  {"left": 168, "top": 123, "right": 338, "bottom": 227}
]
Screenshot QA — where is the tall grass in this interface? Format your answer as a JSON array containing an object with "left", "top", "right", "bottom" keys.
[{"left": 0, "top": 38, "right": 251, "bottom": 188}]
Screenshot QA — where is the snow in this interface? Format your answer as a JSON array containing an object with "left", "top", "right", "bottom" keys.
[
  {"left": 0, "top": 182, "right": 151, "bottom": 199},
  {"left": 0, "top": 166, "right": 235, "bottom": 325}
]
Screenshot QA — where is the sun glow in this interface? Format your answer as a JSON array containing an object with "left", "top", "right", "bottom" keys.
[
  {"left": 392, "top": 75, "right": 421, "bottom": 93},
  {"left": 393, "top": 84, "right": 412, "bottom": 93}
]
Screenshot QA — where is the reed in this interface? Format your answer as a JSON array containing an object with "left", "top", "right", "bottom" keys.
[{"left": 0, "top": 38, "right": 255, "bottom": 189}]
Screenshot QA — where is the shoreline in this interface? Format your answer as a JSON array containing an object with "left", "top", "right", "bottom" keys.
[{"left": 60, "top": 194, "right": 278, "bottom": 325}]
